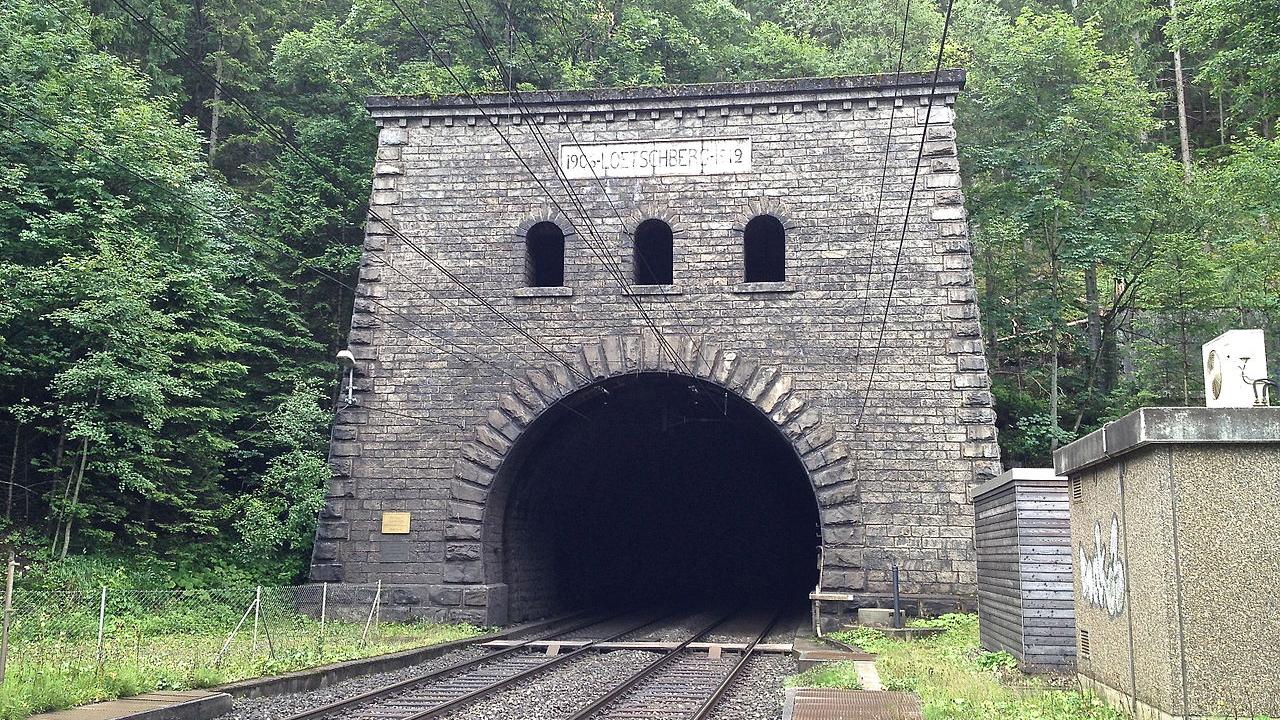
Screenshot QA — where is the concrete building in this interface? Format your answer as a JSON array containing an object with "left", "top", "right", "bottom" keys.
[
  {"left": 1055, "top": 407, "right": 1280, "bottom": 719},
  {"left": 311, "top": 72, "right": 999, "bottom": 625}
]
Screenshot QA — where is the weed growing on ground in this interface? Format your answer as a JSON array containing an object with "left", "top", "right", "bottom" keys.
[
  {"left": 0, "top": 621, "right": 483, "bottom": 720},
  {"left": 785, "top": 661, "right": 864, "bottom": 690},
  {"left": 815, "top": 614, "right": 1125, "bottom": 720}
]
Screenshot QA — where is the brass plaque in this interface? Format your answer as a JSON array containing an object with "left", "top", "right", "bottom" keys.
[{"left": 380, "top": 511, "right": 412, "bottom": 534}]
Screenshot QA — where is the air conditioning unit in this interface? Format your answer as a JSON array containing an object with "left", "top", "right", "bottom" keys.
[{"left": 1201, "top": 329, "right": 1268, "bottom": 407}]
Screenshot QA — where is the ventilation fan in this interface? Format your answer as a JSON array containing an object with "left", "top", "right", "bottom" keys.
[
  {"left": 1206, "top": 350, "right": 1223, "bottom": 402},
  {"left": 1201, "top": 330, "right": 1268, "bottom": 407}
]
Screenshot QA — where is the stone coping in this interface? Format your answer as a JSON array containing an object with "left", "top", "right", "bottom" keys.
[
  {"left": 366, "top": 71, "right": 967, "bottom": 113},
  {"left": 730, "top": 281, "right": 798, "bottom": 294},
  {"left": 969, "top": 467, "right": 1064, "bottom": 501},
  {"left": 1053, "top": 406, "right": 1280, "bottom": 476},
  {"left": 513, "top": 286, "right": 573, "bottom": 297}
]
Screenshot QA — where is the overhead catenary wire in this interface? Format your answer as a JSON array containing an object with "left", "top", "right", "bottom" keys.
[
  {"left": 384, "top": 0, "right": 690, "bottom": 375},
  {"left": 854, "top": 0, "right": 915, "bottom": 371},
  {"left": 347, "top": 404, "right": 468, "bottom": 430},
  {"left": 853, "top": 0, "right": 958, "bottom": 430},
  {"left": 386, "top": 0, "right": 691, "bottom": 376},
  {"left": 0, "top": 109, "right": 598, "bottom": 427},
  {"left": 451, "top": 0, "right": 690, "bottom": 368},
  {"left": 102, "top": 0, "right": 596, "bottom": 387},
  {"left": 448, "top": 0, "right": 698, "bottom": 369},
  {"left": 22, "top": 113, "right": 599, "bottom": 424}
]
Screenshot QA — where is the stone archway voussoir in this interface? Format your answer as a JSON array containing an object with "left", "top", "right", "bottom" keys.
[{"left": 443, "top": 335, "right": 859, "bottom": 591}]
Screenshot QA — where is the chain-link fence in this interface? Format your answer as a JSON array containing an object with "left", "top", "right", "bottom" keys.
[{"left": 2, "top": 581, "right": 387, "bottom": 689}]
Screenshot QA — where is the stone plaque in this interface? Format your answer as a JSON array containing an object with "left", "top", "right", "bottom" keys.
[
  {"left": 379, "top": 538, "right": 409, "bottom": 562},
  {"left": 559, "top": 137, "right": 751, "bottom": 179},
  {"left": 381, "top": 511, "right": 412, "bottom": 534}
]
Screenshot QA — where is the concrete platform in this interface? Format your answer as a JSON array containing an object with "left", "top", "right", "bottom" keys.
[
  {"left": 792, "top": 635, "right": 875, "bottom": 670},
  {"left": 783, "top": 688, "right": 923, "bottom": 720},
  {"left": 30, "top": 691, "right": 231, "bottom": 720}
]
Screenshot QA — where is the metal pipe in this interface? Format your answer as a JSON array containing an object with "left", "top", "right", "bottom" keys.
[
  {"left": 892, "top": 565, "right": 903, "bottom": 629},
  {"left": 320, "top": 581, "right": 328, "bottom": 648},
  {"left": 96, "top": 585, "right": 107, "bottom": 673},
  {"left": 252, "top": 586, "right": 261, "bottom": 653},
  {"left": 0, "top": 552, "right": 13, "bottom": 684}
]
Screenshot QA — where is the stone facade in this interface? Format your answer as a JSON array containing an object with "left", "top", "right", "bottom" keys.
[{"left": 311, "top": 72, "right": 999, "bottom": 624}]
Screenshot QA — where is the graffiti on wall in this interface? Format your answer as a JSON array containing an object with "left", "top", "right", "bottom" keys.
[{"left": 1079, "top": 513, "right": 1126, "bottom": 617}]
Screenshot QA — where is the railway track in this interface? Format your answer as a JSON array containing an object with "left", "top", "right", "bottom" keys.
[
  {"left": 282, "top": 608, "right": 784, "bottom": 720},
  {"left": 566, "top": 610, "right": 782, "bottom": 720},
  {"left": 282, "top": 612, "right": 666, "bottom": 720}
]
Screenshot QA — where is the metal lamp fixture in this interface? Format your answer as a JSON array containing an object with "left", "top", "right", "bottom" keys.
[{"left": 336, "top": 350, "right": 356, "bottom": 404}]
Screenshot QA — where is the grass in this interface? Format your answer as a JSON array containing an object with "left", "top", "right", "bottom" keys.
[
  {"left": 786, "top": 661, "right": 863, "bottom": 690},
  {"left": 0, "top": 618, "right": 483, "bottom": 720},
  {"left": 790, "top": 613, "right": 1125, "bottom": 720}
]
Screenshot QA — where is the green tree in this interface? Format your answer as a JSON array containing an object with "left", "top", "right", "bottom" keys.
[
  {"left": 1, "top": 0, "right": 322, "bottom": 574},
  {"left": 1173, "top": 0, "right": 1280, "bottom": 139},
  {"left": 961, "top": 9, "right": 1181, "bottom": 462},
  {"left": 234, "top": 383, "right": 331, "bottom": 579}
]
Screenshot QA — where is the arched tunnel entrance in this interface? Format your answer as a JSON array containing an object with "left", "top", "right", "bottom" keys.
[{"left": 488, "top": 372, "right": 821, "bottom": 621}]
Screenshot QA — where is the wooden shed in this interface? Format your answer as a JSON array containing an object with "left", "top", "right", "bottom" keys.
[{"left": 971, "top": 468, "right": 1075, "bottom": 672}]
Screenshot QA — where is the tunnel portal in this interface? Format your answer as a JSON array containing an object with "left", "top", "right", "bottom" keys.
[
  {"left": 491, "top": 374, "right": 821, "bottom": 621},
  {"left": 313, "top": 75, "right": 1000, "bottom": 625}
]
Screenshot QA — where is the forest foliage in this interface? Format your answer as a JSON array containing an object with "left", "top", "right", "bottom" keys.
[{"left": 1, "top": 0, "right": 1277, "bottom": 581}]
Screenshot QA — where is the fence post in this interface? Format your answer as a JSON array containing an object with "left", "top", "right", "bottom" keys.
[
  {"left": 252, "top": 586, "right": 261, "bottom": 654},
  {"left": 320, "top": 581, "right": 327, "bottom": 649},
  {"left": 0, "top": 552, "right": 13, "bottom": 684},
  {"left": 360, "top": 580, "right": 381, "bottom": 645},
  {"left": 374, "top": 579, "right": 381, "bottom": 640},
  {"left": 214, "top": 596, "right": 256, "bottom": 667},
  {"left": 260, "top": 589, "right": 276, "bottom": 660},
  {"left": 95, "top": 585, "right": 107, "bottom": 674}
]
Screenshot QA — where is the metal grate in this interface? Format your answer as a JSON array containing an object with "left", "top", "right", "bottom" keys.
[
  {"left": 1071, "top": 477, "right": 1083, "bottom": 501},
  {"left": 1079, "top": 629, "right": 1091, "bottom": 659},
  {"left": 786, "top": 688, "right": 923, "bottom": 720}
]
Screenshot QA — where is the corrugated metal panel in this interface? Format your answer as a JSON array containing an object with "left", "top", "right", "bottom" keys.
[
  {"left": 1015, "top": 482, "right": 1076, "bottom": 669},
  {"left": 974, "top": 472, "right": 1077, "bottom": 671},
  {"left": 785, "top": 689, "right": 923, "bottom": 720},
  {"left": 975, "top": 483, "right": 1024, "bottom": 660}
]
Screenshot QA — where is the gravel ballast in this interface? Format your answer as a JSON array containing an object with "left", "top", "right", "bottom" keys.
[
  {"left": 220, "top": 645, "right": 491, "bottom": 720},
  {"left": 437, "top": 649, "right": 656, "bottom": 720},
  {"left": 629, "top": 611, "right": 726, "bottom": 642},
  {"left": 706, "top": 654, "right": 798, "bottom": 720}
]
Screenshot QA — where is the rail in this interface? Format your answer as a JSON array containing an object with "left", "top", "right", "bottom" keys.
[{"left": 564, "top": 608, "right": 782, "bottom": 720}]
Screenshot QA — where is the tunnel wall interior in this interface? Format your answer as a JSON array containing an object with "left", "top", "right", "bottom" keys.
[
  {"left": 492, "top": 374, "right": 819, "bottom": 622},
  {"left": 311, "top": 75, "right": 1001, "bottom": 624}
]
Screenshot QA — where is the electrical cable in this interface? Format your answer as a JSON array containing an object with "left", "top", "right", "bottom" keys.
[
  {"left": 385, "top": 0, "right": 689, "bottom": 374},
  {"left": 854, "top": 0, "right": 915, "bottom": 370},
  {"left": 0, "top": 102, "right": 563, "bottom": 396},
  {"left": 853, "top": 0, "right": 959, "bottom": 429},
  {"left": 449, "top": 0, "right": 696, "bottom": 370}
]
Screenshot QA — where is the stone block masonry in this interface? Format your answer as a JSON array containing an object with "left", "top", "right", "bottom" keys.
[{"left": 311, "top": 72, "right": 999, "bottom": 624}]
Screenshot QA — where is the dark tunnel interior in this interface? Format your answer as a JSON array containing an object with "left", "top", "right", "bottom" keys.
[{"left": 496, "top": 373, "right": 820, "bottom": 621}]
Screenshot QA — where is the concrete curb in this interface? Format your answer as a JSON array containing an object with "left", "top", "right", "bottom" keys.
[
  {"left": 213, "top": 615, "right": 565, "bottom": 699},
  {"left": 30, "top": 691, "right": 232, "bottom": 720},
  {"left": 119, "top": 693, "right": 233, "bottom": 720}
]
